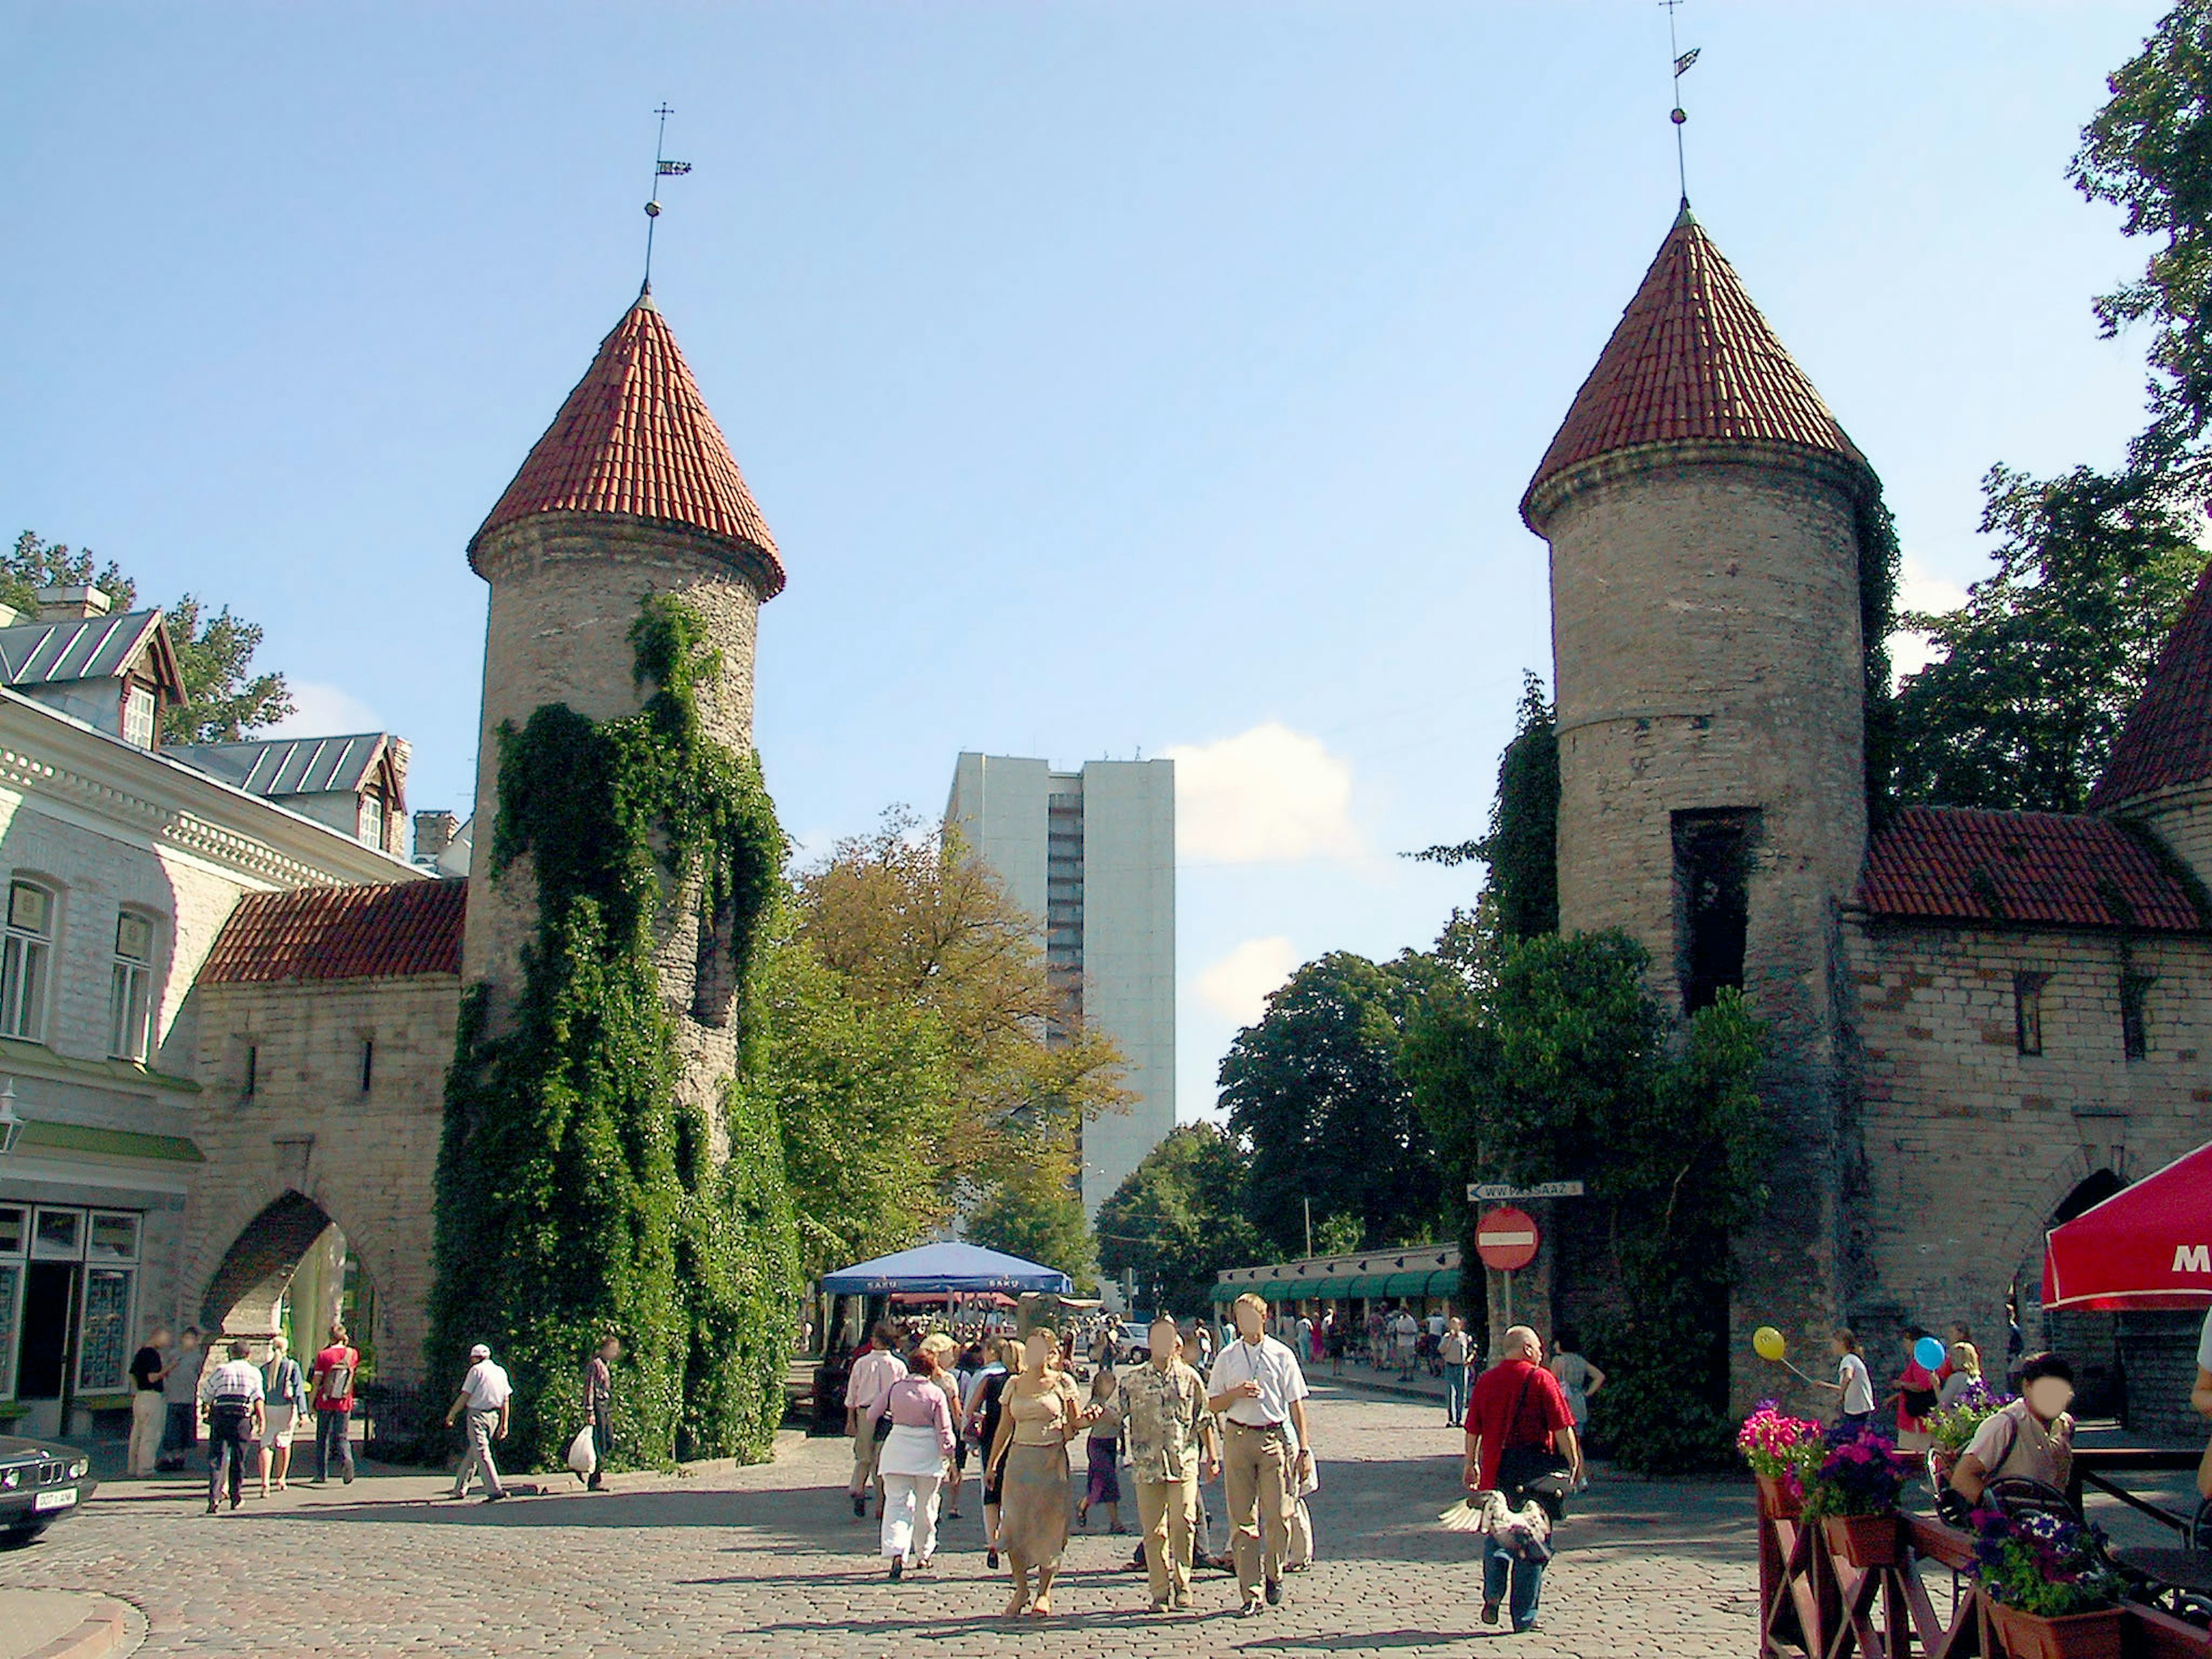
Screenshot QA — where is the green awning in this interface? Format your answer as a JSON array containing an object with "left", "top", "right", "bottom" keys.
[
  {"left": 1429, "top": 1268, "right": 1461, "bottom": 1297},
  {"left": 1209, "top": 1282, "right": 1239, "bottom": 1304},
  {"left": 17, "top": 1120, "right": 204, "bottom": 1164},
  {"left": 1381, "top": 1270, "right": 1435, "bottom": 1298}
]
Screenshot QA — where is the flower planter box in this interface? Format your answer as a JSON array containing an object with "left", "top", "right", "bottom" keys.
[
  {"left": 1982, "top": 1598, "right": 2123, "bottom": 1659},
  {"left": 1823, "top": 1512, "right": 1902, "bottom": 1569},
  {"left": 1756, "top": 1474, "right": 1802, "bottom": 1520}
]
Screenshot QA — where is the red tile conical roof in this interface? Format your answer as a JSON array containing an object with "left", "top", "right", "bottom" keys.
[
  {"left": 2089, "top": 559, "right": 2212, "bottom": 811},
  {"left": 1521, "top": 206, "right": 1870, "bottom": 525},
  {"left": 470, "top": 294, "right": 784, "bottom": 596}
]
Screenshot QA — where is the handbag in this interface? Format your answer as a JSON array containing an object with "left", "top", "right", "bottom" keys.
[{"left": 1494, "top": 1372, "right": 1574, "bottom": 1519}]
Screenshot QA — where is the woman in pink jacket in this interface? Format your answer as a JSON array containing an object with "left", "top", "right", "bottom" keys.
[{"left": 870, "top": 1346, "right": 958, "bottom": 1579}]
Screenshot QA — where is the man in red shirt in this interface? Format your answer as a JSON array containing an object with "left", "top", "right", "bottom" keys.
[
  {"left": 1463, "top": 1325, "right": 1581, "bottom": 1635},
  {"left": 308, "top": 1321, "right": 360, "bottom": 1485}
]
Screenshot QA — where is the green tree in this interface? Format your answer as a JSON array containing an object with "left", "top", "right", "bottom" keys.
[
  {"left": 1095, "top": 1124, "right": 1264, "bottom": 1316},
  {"left": 966, "top": 1175, "right": 1096, "bottom": 1291},
  {"left": 1402, "top": 927, "right": 1769, "bottom": 1474},
  {"left": 1219, "top": 950, "right": 1452, "bottom": 1259},
  {"left": 1411, "top": 672, "right": 1558, "bottom": 938},
  {"left": 1890, "top": 465, "right": 2200, "bottom": 812},
  {"left": 7, "top": 532, "right": 293, "bottom": 743}
]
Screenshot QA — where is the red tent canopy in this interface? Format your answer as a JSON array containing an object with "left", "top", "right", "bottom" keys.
[{"left": 2042, "top": 1142, "right": 2212, "bottom": 1311}]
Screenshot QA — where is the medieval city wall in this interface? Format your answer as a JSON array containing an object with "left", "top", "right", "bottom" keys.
[{"left": 180, "top": 972, "right": 460, "bottom": 1384}]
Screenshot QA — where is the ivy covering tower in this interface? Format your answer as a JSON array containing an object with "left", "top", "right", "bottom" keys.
[{"left": 430, "top": 291, "right": 800, "bottom": 1467}]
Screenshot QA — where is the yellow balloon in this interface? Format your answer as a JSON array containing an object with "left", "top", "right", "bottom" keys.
[{"left": 1752, "top": 1325, "right": 1787, "bottom": 1362}]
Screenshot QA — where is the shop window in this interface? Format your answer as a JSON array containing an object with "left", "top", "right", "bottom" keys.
[
  {"left": 0, "top": 880, "right": 54, "bottom": 1041},
  {"left": 0, "top": 1207, "right": 22, "bottom": 1256},
  {"left": 109, "top": 911, "right": 156, "bottom": 1062},
  {"left": 0, "top": 1262, "right": 18, "bottom": 1400},
  {"left": 87, "top": 1213, "right": 138, "bottom": 1263},
  {"left": 31, "top": 1209, "right": 81, "bottom": 1259},
  {"left": 75, "top": 1267, "right": 132, "bottom": 1392},
  {"left": 2013, "top": 972, "right": 2050, "bottom": 1056}
]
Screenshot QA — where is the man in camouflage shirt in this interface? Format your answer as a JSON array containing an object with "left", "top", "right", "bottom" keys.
[{"left": 1122, "top": 1316, "right": 1218, "bottom": 1612}]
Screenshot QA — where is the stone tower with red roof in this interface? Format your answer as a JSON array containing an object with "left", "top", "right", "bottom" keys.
[
  {"left": 1521, "top": 204, "right": 1882, "bottom": 1392},
  {"left": 463, "top": 291, "right": 785, "bottom": 1096}
]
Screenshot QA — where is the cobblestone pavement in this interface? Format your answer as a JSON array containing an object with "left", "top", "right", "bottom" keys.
[{"left": 0, "top": 1383, "right": 1760, "bottom": 1658}]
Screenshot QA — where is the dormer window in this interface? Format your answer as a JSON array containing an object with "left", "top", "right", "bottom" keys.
[
  {"left": 361, "top": 793, "right": 385, "bottom": 851},
  {"left": 123, "top": 684, "right": 155, "bottom": 749}
]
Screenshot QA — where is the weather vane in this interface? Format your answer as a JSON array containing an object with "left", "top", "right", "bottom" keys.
[
  {"left": 642, "top": 101, "right": 694, "bottom": 296},
  {"left": 1662, "top": 0, "right": 1699, "bottom": 207}
]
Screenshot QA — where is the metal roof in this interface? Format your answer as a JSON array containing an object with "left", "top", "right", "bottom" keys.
[
  {"left": 167, "top": 733, "right": 393, "bottom": 798},
  {"left": 0, "top": 609, "right": 176, "bottom": 691}
]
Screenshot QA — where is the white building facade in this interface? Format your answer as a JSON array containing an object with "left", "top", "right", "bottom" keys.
[{"left": 946, "top": 753, "right": 1176, "bottom": 1217}]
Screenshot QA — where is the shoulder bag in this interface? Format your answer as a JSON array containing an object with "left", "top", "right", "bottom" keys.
[{"left": 1494, "top": 1370, "right": 1574, "bottom": 1519}]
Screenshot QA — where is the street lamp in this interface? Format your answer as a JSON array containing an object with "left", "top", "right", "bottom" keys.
[{"left": 0, "top": 1080, "right": 21, "bottom": 1157}]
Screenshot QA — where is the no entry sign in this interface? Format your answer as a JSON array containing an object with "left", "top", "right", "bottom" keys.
[{"left": 1475, "top": 1206, "right": 1540, "bottom": 1272}]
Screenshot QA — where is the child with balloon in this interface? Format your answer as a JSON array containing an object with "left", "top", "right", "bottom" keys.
[{"left": 1891, "top": 1328, "right": 1945, "bottom": 1454}]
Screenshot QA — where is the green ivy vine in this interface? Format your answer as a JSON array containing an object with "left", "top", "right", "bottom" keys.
[{"left": 429, "top": 594, "right": 799, "bottom": 1471}]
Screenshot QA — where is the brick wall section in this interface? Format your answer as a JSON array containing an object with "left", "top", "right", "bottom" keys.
[
  {"left": 179, "top": 974, "right": 459, "bottom": 1384},
  {"left": 1843, "top": 912, "right": 2212, "bottom": 1429},
  {"left": 1537, "top": 449, "right": 1869, "bottom": 1410},
  {"left": 463, "top": 515, "right": 763, "bottom": 1126}
]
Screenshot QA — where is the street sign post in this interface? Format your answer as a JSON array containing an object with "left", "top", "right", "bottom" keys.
[{"left": 1475, "top": 1206, "right": 1540, "bottom": 1325}]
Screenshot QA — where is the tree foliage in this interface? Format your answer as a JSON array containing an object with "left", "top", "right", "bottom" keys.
[
  {"left": 1096, "top": 1124, "right": 1264, "bottom": 1318},
  {"left": 431, "top": 596, "right": 798, "bottom": 1472},
  {"left": 1889, "top": 466, "right": 2200, "bottom": 812},
  {"left": 7, "top": 533, "right": 293, "bottom": 744},
  {"left": 1411, "top": 673, "right": 1558, "bottom": 938},
  {"left": 965, "top": 1177, "right": 1097, "bottom": 1291},
  {"left": 1402, "top": 927, "right": 1770, "bottom": 1474},
  {"left": 1219, "top": 950, "right": 1453, "bottom": 1259}
]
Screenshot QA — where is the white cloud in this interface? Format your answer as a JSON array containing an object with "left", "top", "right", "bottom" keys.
[
  {"left": 1164, "top": 722, "right": 1359, "bottom": 863},
  {"left": 1887, "top": 553, "right": 1973, "bottom": 683},
  {"left": 1197, "top": 935, "right": 1298, "bottom": 1027},
  {"left": 264, "top": 680, "right": 384, "bottom": 738}
]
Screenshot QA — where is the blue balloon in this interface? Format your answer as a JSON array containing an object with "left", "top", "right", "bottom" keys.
[{"left": 1914, "top": 1335, "right": 1946, "bottom": 1372}]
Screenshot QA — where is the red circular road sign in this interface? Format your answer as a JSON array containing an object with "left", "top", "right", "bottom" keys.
[{"left": 1475, "top": 1206, "right": 1540, "bottom": 1272}]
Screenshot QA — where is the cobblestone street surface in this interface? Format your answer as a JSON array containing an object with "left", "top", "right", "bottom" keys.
[{"left": 0, "top": 1383, "right": 1761, "bottom": 1657}]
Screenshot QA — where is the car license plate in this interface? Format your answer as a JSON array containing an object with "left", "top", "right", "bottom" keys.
[{"left": 33, "top": 1487, "right": 75, "bottom": 1512}]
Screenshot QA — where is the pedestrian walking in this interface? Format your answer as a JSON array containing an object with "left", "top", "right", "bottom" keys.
[
  {"left": 257, "top": 1335, "right": 308, "bottom": 1497},
  {"left": 844, "top": 1322, "right": 908, "bottom": 1521},
  {"left": 128, "top": 1325, "right": 168, "bottom": 1477},
  {"left": 1810, "top": 1328, "right": 1876, "bottom": 1431},
  {"left": 1440, "top": 1317, "right": 1474, "bottom": 1427},
  {"left": 1193, "top": 1324, "right": 1214, "bottom": 1372},
  {"left": 1392, "top": 1306, "right": 1419, "bottom": 1380},
  {"left": 1077, "top": 1363, "right": 1124, "bottom": 1532},
  {"left": 916, "top": 1333, "right": 965, "bottom": 1519},
  {"left": 583, "top": 1334, "right": 619, "bottom": 1490},
  {"left": 308, "top": 1322, "right": 359, "bottom": 1484},
  {"left": 1463, "top": 1325, "right": 1582, "bottom": 1635},
  {"left": 871, "top": 1344, "right": 958, "bottom": 1579},
  {"left": 1546, "top": 1327, "right": 1605, "bottom": 1461},
  {"left": 964, "top": 1336, "right": 1013, "bottom": 1568},
  {"left": 444, "top": 1342, "right": 513, "bottom": 1502},
  {"left": 1206, "top": 1291, "right": 1312, "bottom": 1617},
  {"left": 197, "top": 1337, "right": 265, "bottom": 1515},
  {"left": 158, "top": 1327, "right": 203, "bottom": 1472},
  {"left": 984, "top": 1325, "right": 1094, "bottom": 1618},
  {"left": 1891, "top": 1327, "right": 1940, "bottom": 1454},
  {"left": 1122, "top": 1316, "right": 1215, "bottom": 1612},
  {"left": 1327, "top": 1315, "right": 1347, "bottom": 1376}
]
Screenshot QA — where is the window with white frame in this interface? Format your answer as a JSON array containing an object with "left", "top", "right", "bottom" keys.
[
  {"left": 122, "top": 684, "right": 155, "bottom": 749},
  {"left": 109, "top": 911, "right": 156, "bottom": 1061},
  {"left": 360, "top": 791, "right": 385, "bottom": 851},
  {"left": 0, "top": 880, "right": 54, "bottom": 1041}
]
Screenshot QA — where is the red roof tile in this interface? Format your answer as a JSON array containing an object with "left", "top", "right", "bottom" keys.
[
  {"left": 469, "top": 296, "right": 784, "bottom": 596},
  {"left": 2089, "top": 559, "right": 2212, "bottom": 810},
  {"left": 200, "top": 879, "right": 466, "bottom": 983},
  {"left": 1522, "top": 206, "right": 1870, "bottom": 522},
  {"left": 1857, "top": 806, "right": 2203, "bottom": 933}
]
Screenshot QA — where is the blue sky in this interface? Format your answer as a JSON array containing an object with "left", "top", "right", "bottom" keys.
[{"left": 1, "top": 3, "right": 2172, "bottom": 1119}]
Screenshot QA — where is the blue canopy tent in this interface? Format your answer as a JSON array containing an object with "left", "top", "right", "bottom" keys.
[{"left": 818, "top": 1242, "right": 1073, "bottom": 1297}]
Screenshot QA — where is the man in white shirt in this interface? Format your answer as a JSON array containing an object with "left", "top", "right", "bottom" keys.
[
  {"left": 196, "top": 1337, "right": 266, "bottom": 1514},
  {"left": 1207, "top": 1292, "right": 1312, "bottom": 1616},
  {"left": 444, "top": 1342, "right": 513, "bottom": 1501},
  {"left": 844, "top": 1324, "right": 910, "bottom": 1520},
  {"left": 1392, "top": 1309, "right": 1420, "bottom": 1380}
]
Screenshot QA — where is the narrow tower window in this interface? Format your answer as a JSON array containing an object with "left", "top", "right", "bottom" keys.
[
  {"left": 2121, "top": 974, "right": 2152, "bottom": 1062},
  {"left": 360, "top": 1038, "right": 374, "bottom": 1093},
  {"left": 2013, "top": 972, "right": 2050, "bottom": 1057},
  {"left": 1672, "top": 810, "right": 1759, "bottom": 1015}
]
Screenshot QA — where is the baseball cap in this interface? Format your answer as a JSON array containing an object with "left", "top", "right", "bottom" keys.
[{"left": 468, "top": 1343, "right": 490, "bottom": 1360}]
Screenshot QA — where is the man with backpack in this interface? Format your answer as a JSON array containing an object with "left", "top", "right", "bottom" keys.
[
  {"left": 197, "top": 1337, "right": 266, "bottom": 1514},
  {"left": 309, "top": 1321, "right": 360, "bottom": 1485}
]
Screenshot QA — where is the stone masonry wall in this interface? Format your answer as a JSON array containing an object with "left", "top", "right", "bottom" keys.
[
  {"left": 1540, "top": 453, "right": 1869, "bottom": 1410},
  {"left": 179, "top": 974, "right": 460, "bottom": 1385},
  {"left": 461, "top": 514, "right": 766, "bottom": 1126},
  {"left": 1843, "top": 913, "right": 2212, "bottom": 1434}
]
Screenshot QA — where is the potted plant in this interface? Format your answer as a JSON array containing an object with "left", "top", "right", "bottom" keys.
[
  {"left": 1968, "top": 1506, "right": 2124, "bottom": 1659},
  {"left": 1738, "top": 1402, "right": 1824, "bottom": 1520},
  {"left": 1801, "top": 1427, "right": 1911, "bottom": 1568}
]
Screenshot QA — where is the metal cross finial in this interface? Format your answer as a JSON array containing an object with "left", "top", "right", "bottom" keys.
[
  {"left": 642, "top": 102, "right": 694, "bottom": 297},
  {"left": 1662, "top": 0, "right": 1699, "bottom": 209}
]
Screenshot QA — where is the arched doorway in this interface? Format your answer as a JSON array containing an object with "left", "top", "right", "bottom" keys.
[
  {"left": 2020, "top": 1171, "right": 2127, "bottom": 1419},
  {"left": 199, "top": 1192, "right": 376, "bottom": 1370}
]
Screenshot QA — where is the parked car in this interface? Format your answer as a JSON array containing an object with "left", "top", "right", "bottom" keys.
[{"left": 0, "top": 1433, "right": 96, "bottom": 1544}]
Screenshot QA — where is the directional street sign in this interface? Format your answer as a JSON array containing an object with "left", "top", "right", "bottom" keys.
[{"left": 1467, "top": 1180, "right": 1585, "bottom": 1202}]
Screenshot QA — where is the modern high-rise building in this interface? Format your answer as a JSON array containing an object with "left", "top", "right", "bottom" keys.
[{"left": 945, "top": 753, "right": 1175, "bottom": 1217}]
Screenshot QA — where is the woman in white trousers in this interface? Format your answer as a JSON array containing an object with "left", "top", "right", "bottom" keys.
[{"left": 869, "top": 1346, "right": 958, "bottom": 1578}]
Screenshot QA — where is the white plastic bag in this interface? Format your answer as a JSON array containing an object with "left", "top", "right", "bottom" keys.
[{"left": 566, "top": 1424, "right": 597, "bottom": 1478}]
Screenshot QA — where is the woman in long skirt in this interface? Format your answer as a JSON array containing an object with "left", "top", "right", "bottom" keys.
[{"left": 986, "top": 1326, "right": 1093, "bottom": 1617}]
